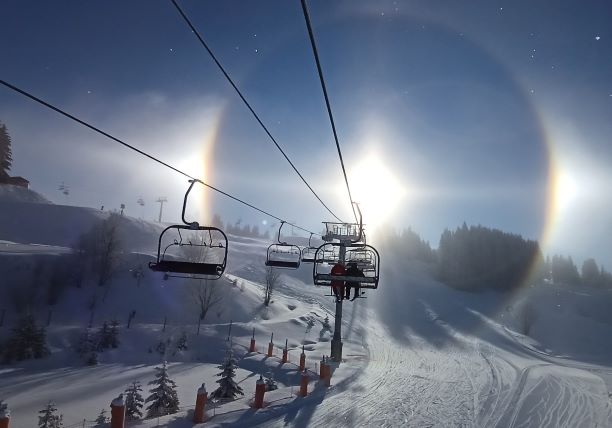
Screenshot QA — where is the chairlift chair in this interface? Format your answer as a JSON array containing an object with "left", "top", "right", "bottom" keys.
[
  {"left": 265, "top": 221, "right": 301, "bottom": 269},
  {"left": 312, "top": 242, "right": 380, "bottom": 289},
  {"left": 346, "top": 247, "right": 376, "bottom": 271},
  {"left": 149, "top": 180, "right": 228, "bottom": 280}
]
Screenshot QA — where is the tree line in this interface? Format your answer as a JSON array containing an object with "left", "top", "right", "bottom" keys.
[{"left": 378, "top": 222, "right": 611, "bottom": 291}]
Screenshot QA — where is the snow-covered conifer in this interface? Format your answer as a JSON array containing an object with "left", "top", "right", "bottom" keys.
[
  {"left": 94, "top": 409, "right": 108, "bottom": 426},
  {"left": 175, "top": 331, "right": 188, "bottom": 352},
  {"left": 264, "top": 371, "right": 278, "bottom": 391},
  {"left": 211, "top": 345, "right": 244, "bottom": 399},
  {"left": 125, "top": 380, "right": 144, "bottom": 420},
  {"left": 97, "top": 321, "right": 111, "bottom": 350},
  {"left": 38, "top": 401, "right": 63, "bottom": 428},
  {"left": 145, "top": 361, "right": 179, "bottom": 417},
  {"left": 3, "top": 314, "right": 50, "bottom": 363},
  {"left": 0, "top": 400, "right": 9, "bottom": 419},
  {"left": 109, "top": 319, "right": 120, "bottom": 348},
  {"left": 76, "top": 327, "right": 99, "bottom": 365},
  {"left": 155, "top": 340, "right": 166, "bottom": 356},
  {"left": 322, "top": 315, "right": 331, "bottom": 331}
]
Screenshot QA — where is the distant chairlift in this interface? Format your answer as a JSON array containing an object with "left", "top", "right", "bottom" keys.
[
  {"left": 301, "top": 233, "right": 337, "bottom": 264},
  {"left": 346, "top": 246, "right": 376, "bottom": 271},
  {"left": 265, "top": 221, "right": 301, "bottom": 269},
  {"left": 301, "top": 233, "right": 319, "bottom": 263},
  {"left": 149, "top": 180, "right": 228, "bottom": 280}
]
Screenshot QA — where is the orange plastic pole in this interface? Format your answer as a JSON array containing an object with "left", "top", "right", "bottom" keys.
[
  {"left": 254, "top": 376, "right": 266, "bottom": 409},
  {"left": 299, "top": 352, "right": 306, "bottom": 371},
  {"left": 0, "top": 403, "right": 8, "bottom": 428},
  {"left": 299, "top": 369, "right": 309, "bottom": 397},
  {"left": 249, "top": 328, "right": 256, "bottom": 352},
  {"left": 193, "top": 383, "right": 208, "bottom": 423},
  {"left": 110, "top": 394, "right": 125, "bottom": 428}
]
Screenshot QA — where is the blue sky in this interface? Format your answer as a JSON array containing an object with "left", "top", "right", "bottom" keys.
[{"left": 1, "top": 0, "right": 611, "bottom": 267}]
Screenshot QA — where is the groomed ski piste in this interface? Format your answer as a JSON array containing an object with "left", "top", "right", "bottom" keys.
[{"left": 1, "top": 190, "right": 612, "bottom": 427}]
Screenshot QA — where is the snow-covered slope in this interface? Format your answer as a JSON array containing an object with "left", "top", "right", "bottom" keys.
[
  {"left": 1, "top": 200, "right": 612, "bottom": 428},
  {"left": 0, "top": 184, "right": 51, "bottom": 204}
]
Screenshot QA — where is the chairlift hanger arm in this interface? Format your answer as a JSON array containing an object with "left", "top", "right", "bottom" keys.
[
  {"left": 182, "top": 179, "right": 201, "bottom": 227},
  {"left": 277, "top": 220, "right": 287, "bottom": 244},
  {"left": 351, "top": 202, "right": 363, "bottom": 244}
]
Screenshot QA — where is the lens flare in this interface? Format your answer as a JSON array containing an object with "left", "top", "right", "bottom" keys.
[{"left": 346, "top": 153, "right": 407, "bottom": 230}]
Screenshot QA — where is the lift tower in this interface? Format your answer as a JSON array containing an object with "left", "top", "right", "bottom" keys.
[{"left": 321, "top": 216, "right": 363, "bottom": 362}]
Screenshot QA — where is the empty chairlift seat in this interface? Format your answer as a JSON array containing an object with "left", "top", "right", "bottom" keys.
[{"left": 266, "top": 244, "right": 302, "bottom": 269}]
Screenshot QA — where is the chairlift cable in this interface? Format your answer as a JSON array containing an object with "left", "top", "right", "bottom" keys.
[
  {"left": 300, "top": 0, "right": 359, "bottom": 224},
  {"left": 0, "top": 78, "right": 320, "bottom": 236},
  {"left": 171, "top": 0, "right": 345, "bottom": 224}
]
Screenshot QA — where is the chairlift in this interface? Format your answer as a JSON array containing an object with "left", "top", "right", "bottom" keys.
[
  {"left": 149, "top": 180, "right": 228, "bottom": 280},
  {"left": 265, "top": 221, "right": 301, "bottom": 269},
  {"left": 313, "top": 242, "right": 380, "bottom": 289},
  {"left": 300, "top": 233, "right": 337, "bottom": 263},
  {"left": 346, "top": 246, "right": 376, "bottom": 271},
  {"left": 301, "top": 233, "right": 318, "bottom": 263}
]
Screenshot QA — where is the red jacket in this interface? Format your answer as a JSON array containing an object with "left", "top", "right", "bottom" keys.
[{"left": 330, "top": 264, "right": 345, "bottom": 288}]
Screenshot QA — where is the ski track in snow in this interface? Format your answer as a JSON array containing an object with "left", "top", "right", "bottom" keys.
[
  {"left": 255, "top": 295, "right": 612, "bottom": 428},
  {"left": 3, "top": 223, "right": 612, "bottom": 427}
]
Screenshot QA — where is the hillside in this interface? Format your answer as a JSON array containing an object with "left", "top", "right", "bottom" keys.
[
  {"left": 1, "top": 200, "right": 612, "bottom": 427},
  {"left": 0, "top": 184, "right": 51, "bottom": 204}
]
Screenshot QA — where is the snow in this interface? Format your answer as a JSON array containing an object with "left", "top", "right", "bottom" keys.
[
  {"left": 111, "top": 394, "right": 124, "bottom": 407},
  {"left": 1, "top": 197, "right": 612, "bottom": 427},
  {"left": 0, "top": 184, "right": 51, "bottom": 204}
]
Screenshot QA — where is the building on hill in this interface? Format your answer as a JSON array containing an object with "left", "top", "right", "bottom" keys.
[
  {"left": 0, "top": 176, "right": 29, "bottom": 188},
  {"left": 3, "top": 176, "right": 30, "bottom": 189}
]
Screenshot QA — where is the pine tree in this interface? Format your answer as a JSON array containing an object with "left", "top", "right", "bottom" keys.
[
  {"left": 322, "top": 315, "right": 331, "bottom": 331},
  {"left": 38, "top": 402, "right": 63, "bottom": 428},
  {"left": 211, "top": 345, "right": 244, "bottom": 399},
  {"left": 97, "top": 321, "right": 111, "bottom": 350},
  {"left": 76, "top": 327, "right": 99, "bottom": 365},
  {"left": 94, "top": 409, "right": 108, "bottom": 426},
  {"left": 3, "top": 314, "right": 50, "bottom": 363},
  {"left": 0, "top": 122, "right": 12, "bottom": 180},
  {"left": 109, "top": 319, "right": 120, "bottom": 348},
  {"left": 125, "top": 381, "right": 144, "bottom": 420},
  {"left": 175, "top": 331, "right": 188, "bottom": 352},
  {"left": 0, "top": 400, "right": 8, "bottom": 419},
  {"left": 264, "top": 371, "right": 278, "bottom": 391},
  {"left": 145, "top": 361, "right": 180, "bottom": 418}
]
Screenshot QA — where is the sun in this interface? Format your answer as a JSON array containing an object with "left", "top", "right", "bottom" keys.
[{"left": 345, "top": 153, "right": 406, "bottom": 229}]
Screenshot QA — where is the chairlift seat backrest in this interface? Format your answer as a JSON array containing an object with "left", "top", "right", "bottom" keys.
[
  {"left": 266, "top": 243, "right": 302, "bottom": 269},
  {"left": 148, "top": 180, "right": 229, "bottom": 281},
  {"left": 150, "top": 224, "right": 228, "bottom": 280}
]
